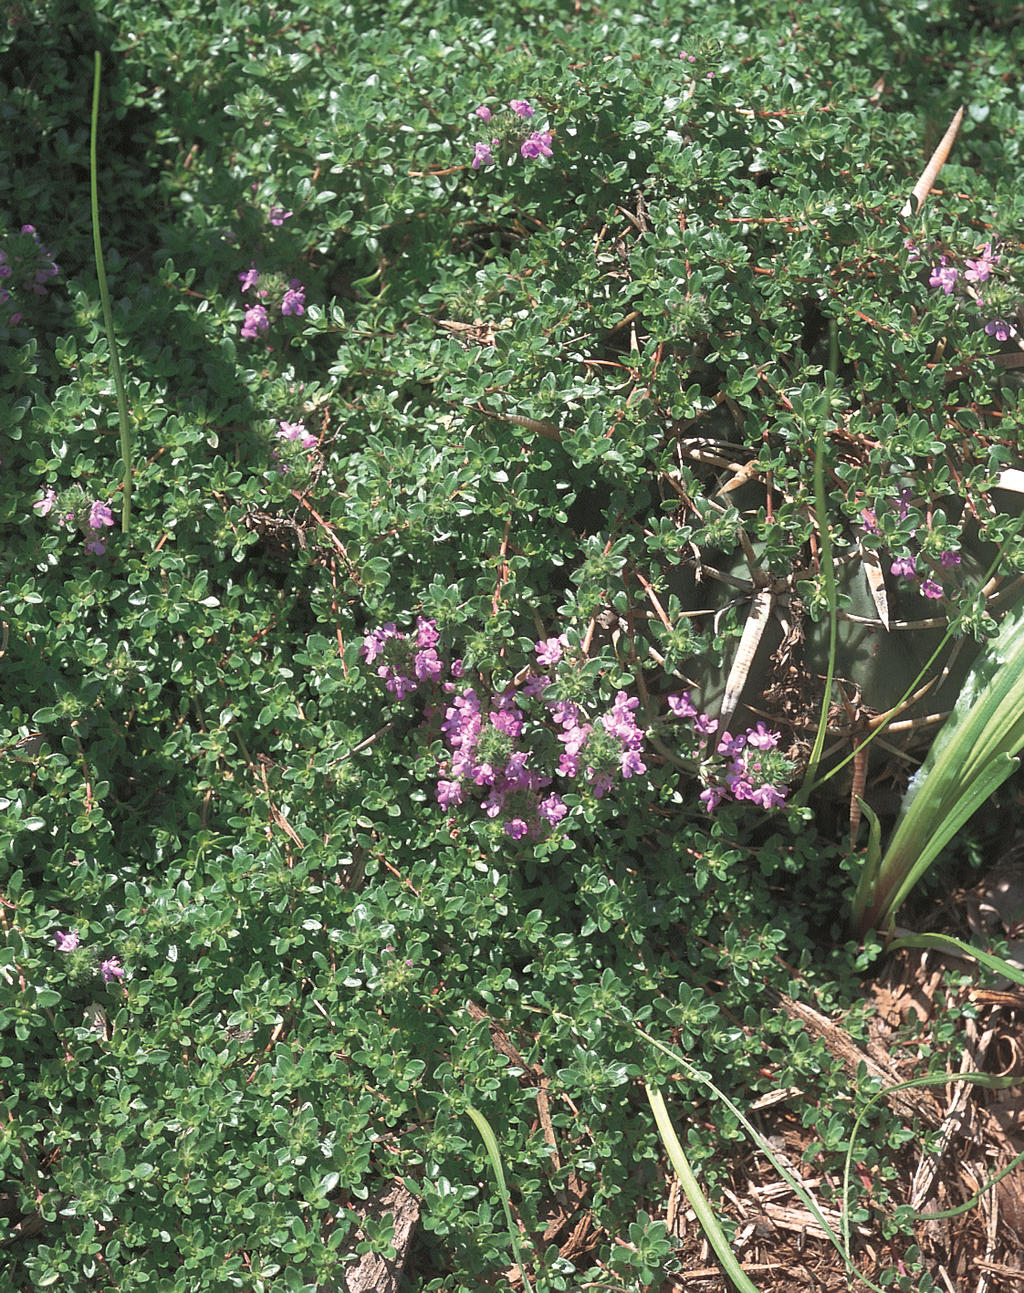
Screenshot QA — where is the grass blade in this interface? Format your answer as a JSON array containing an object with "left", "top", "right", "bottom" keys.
[
  {"left": 645, "top": 1084, "right": 762, "bottom": 1293},
  {"left": 90, "top": 51, "right": 133, "bottom": 533},
  {"left": 465, "top": 1105, "right": 535, "bottom": 1293}
]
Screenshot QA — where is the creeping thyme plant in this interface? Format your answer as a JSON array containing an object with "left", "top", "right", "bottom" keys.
[{"left": 3, "top": 0, "right": 1024, "bottom": 1289}]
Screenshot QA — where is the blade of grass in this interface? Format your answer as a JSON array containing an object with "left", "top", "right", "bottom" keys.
[
  {"left": 887, "top": 930, "right": 1024, "bottom": 989},
  {"left": 464, "top": 1105, "right": 535, "bottom": 1293},
  {"left": 851, "top": 587, "right": 1024, "bottom": 934},
  {"left": 796, "top": 321, "right": 840, "bottom": 804},
  {"left": 644, "top": 1085, "right": 762, "bottom": 1293},
  {"left": 90, "top": 51, "right": 133, "bottom": 533},
  {"left": 634, "top": 1025, "right": 871, "bottom": 1288}
]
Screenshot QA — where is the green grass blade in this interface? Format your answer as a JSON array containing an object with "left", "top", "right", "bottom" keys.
[
  {"left": 464, "top": 1105, "right": 535, "bottom": 1293},
  {"left": 888, "top": 930, "right": 1024, "bottom": 989},
  {"left": 795, "top": 343, "right": 838, "bottom": 805},
  {"left": 841, "top": 1069, "right": 1023, "bottom": 1249},
  {"left": 90, "top": 51, "right": 133, "bottom": 533},
  {"left": 645, "top": 1085, "right": 762, "bottom": 1293}
]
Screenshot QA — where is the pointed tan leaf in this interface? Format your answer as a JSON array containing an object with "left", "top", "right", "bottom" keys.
[
  {"left": 901, "top": 106, "right": 964, "bottom": 217},
  {"left": 719, "top": 589, "right": 773, "bottom": 733},
  {"left": 860, "top": 543, "right": 890, "bottom": 630}
]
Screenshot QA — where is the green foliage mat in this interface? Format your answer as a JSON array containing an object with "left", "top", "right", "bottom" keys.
[{"left": 2, "top": 0, "right": 1023, "bottom": 1288}]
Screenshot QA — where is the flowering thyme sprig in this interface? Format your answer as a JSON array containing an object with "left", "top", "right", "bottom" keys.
[
  {"left": 914, "top": 236, "right": 1018, "bottom": 343},
  {"left": 33, "top": 485, "right": 117, "bottom": 556},
  {"left": 237, "top": 264, "right": 307, "bottom": 340},
  {"left": 0, "top": 223, "right": 60, "bottom": 326},
  {"left": 858, "top": 487, "right": 965, "bottom": 601},
  {"left": 666, "top": 692, "right": 794, "bottom": 813},
  {"left": 468, "top": 96, "right": 554, "bottom": 170},
  {"left": 54, "top": 929, "right": 127, "bottom": 986}
]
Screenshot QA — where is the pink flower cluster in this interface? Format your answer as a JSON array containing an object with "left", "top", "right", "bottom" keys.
[
  {"left": 34, "top": 490, "right": 115, "bottom": 556},
  {"left": 0, "top": 224, "right": 60, "bottom": 325},
  {"left": 469, "top": 97, "right": 554, "bottom": 170},
  {"left": 238, "top": 264, "right": 306, "bottom": 340},
  {"left": 913, "top": 238, "right": 1015, "bottom": 344},
  {"left": 270, "top": 419, "right": 318, "bottom": 474},
  {"left": 362, "top": 617, "right": 446, "bottom": 700},
  {"left": 860, "top": 488, "right": 962, "bottom": 601},
  {"left": 362, "top": 620, "right": 655, "bottom": 840},
  {"left": 436, "top": 662, "right": 646, "bottom": 839},
  {"left": 362, "top": 618, "right": 795, "bottom": 837},
  {"left": 667, "top": 693, "right": 793, "bottom": 813},
  {"left": 54, "top": 929, "right": 125, "bottom": 983}
]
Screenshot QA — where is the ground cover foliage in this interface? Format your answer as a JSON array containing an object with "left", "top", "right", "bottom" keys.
[{"left": 3, "top": 0, "right": 1024, "bottom": 1288}]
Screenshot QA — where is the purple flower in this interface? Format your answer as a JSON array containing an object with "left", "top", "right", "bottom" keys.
[
  {"left": 714, "top": 731, "right": 745, "bottom": 759},
  {"left": 268, "top": 206, "right": 292, "bottom": 226},
  {"left": 88, "top": 500, "right": 114, "bottom": 530},
  {"left": 241, "top": 304, "right": 269, "bottom": 339},
  {"left": 414, "top": 648, "right": 443, "bottom": 682},
  {"left": 601, "top": 692, "right": 643, "bottom": 749},
  {"left": 679, "top": 51, "right": 697, "bottom": 63},
  {"left": 985, "top": 318, "right": 1013, "bottom": 341},
  {"left": 745, "top": 722, "right": 779, "bottom": 751},
  {"left": 538, "top": 793, "right": 567, "bottom": 825},
  {"left": 700, "top": 785, "right": 726, "bottom": 813},
  {"left": 928, "top": 258, "right": 958, "bottom": 295},
  {"left": 535, "top": 635, "right": 567, "bottom": 666},
  {"left": 620, "top": 748, "right": 647, "bottom": 778},
  {"left": 965, "top": 243, "right": 998, "bottom": 284},
  {"left": 100, "top": 957, "right": 124, "bottom": 983},
  {"left": 520, "top": 130, "right": 553, "bottom": 160},
  {"left": 471, "top": 141, "right": 496, "bottom": 170},
  {"left": 590, "top": 772, "right": 615, "bottom": 799},
  {"left": 34, "top": 488, "right": 58, "bottom": 517},
  {"left": 490, "top": 706, "right": 523, "bottom": 739},
  {"left": 510, "top": 99, "right": 534, "bottom": 118},
  {"left": 890, "top": 555, "right": 916, "bottom": 579},
  {"left": 549, "top": 699, "right": 580, "bottom": 727},
  {"left": 920, "top": 579, "right": 944, "bottom": 599},
  {"left": 277, "top": 420, "right": 317, "bottom": 448},
  {"left": 238, "top": 264, "right": 260, "bottom": 292},
  {"left": 940, "top": 549, "right": 961, "bottom": 569},
  {"left": 383, "top": 671, "right": 417, "bottom": 699},
  {"left": 904, "top": 238, "right": 921, "bottom": 262},
  {"left": 667, "top": 692, "right": 698, "bottom": 719},
  {"left": 281, "top": 282, "right": 305, "bottom": 316},
  {"left": 85, "top": 536, "right": 107, "bottom": 556},
  {"left": 474, "top": 105, "right": 492, "bottom": 121},
  {"left": 694, "top": 713, "right": 718, "bottom": 737},
  {"left": 860, "top": 507, "right": 879, "bottom": 534},
  {"left": 750, "top": 783, "right": 787, "bottom": 809},
  {"left": 504, "top": 817, "right": 529, "bottom": 840},
  {"left": 559, "top": 721, "right": 591, "bottom": 756},
  {"left": 416, "top": 617, "right": 439, "bottom": 648},
  {"left": 54, "top": 930, "right": 80, "bottom": 952},
  {"left": 361, "top": 622, "right": 401, "bottom": 664},
  {"left": 436, "top": 779, "right": 463, "bottom": 808}
]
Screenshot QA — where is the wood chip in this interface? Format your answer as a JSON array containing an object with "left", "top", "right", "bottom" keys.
[{"left": 339, "top": 1179, "right": 420, "bottom": 1293}]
